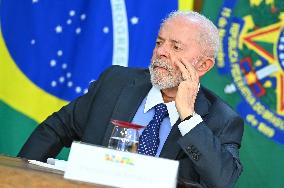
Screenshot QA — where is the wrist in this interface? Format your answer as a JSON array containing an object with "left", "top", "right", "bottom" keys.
[{"left": 180, "top": 111, "right": 195, "bottom": 121}]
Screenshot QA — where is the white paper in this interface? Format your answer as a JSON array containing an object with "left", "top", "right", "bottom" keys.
[
  {"left": 28, "top": 159, "right": 67, "bottom": 171},
  {"left": 64, "top": 142, "right": 179, "bottom": 188}
]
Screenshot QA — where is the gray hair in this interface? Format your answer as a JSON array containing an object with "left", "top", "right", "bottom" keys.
[{"left": 162, "top": 11, "right": 220, "bottom": 59}]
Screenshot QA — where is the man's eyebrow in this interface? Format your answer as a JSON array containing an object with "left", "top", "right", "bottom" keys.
[
  {"left": 171, "top": 39, "right": 183, "bottom": 45},
  {"left": 157, "top": 36, "right": 164, "bottom": 40},
  {"left": 157, "top": 37, "right": 184, "bottom": 46}
]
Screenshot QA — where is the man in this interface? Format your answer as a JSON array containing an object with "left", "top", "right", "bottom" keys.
[{"left": 18, "top": 11, "right": 244, "bottom": 188}]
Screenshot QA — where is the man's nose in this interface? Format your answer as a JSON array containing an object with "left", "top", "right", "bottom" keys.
[{"left": 155, "top": 44, "right": 170, "bottom": 58}]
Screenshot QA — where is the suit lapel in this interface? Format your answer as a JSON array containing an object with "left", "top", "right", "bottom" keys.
[
  {"left": 102, "top": 72, "right": 152, "bottom": 146},
  {"left": 194, "top": 87, "right": 210, "bottom": 117},
  {"left": 159, "top": 88, "right": 210, "bottom": 160},
  {"left": 159, "top": 119, "right": 182, "bottom": 159}
]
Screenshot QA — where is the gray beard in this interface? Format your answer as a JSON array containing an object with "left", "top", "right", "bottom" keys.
[{"left": 149, "top": 60, "right": 182, "bottom": 89}]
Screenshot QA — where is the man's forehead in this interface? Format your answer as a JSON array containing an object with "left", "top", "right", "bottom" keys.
[
  {"left": 158, "top": 24, "right": 199, "bottom": 44},
  {"left": 159, "top": 17, "right": 200, "bottom": 34}
]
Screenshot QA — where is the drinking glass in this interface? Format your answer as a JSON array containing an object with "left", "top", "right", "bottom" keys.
[{"left": 108, "top": 120, "right": 144, "bottom": 153}]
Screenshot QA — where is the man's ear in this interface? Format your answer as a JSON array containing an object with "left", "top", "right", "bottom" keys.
[{"left": 196, "top": 58, "right": 214, "bottom": 77}]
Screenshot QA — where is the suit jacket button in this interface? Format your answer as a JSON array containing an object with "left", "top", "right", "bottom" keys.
[
  {"left": 186, "top": 146, "right": 193, "bottom": 153},
  {"left": 186, "top": 149, "right": 190, "bottom": 153},
  {"left": 192, "top": 153, "right": 199, "bottom": 161}
]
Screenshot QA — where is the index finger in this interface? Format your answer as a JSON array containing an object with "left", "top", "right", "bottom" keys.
[
  {"left": 175, "top": 60, "right": 189, "bottom": 80},
  {"left": 179, "top": 58, "right": 199, "bottom": 82}
]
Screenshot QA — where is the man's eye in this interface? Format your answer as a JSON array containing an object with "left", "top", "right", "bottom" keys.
[
  {"left": 173, "top": 45, "right": 182, "bottom": 51},
  {"left": 156, "top": 41, "right": 162, "bottom": 46}
]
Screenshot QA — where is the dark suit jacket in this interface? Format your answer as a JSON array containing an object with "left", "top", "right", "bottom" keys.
[{"left": 18, "top": 65, "right": 244, "bottom": 188}]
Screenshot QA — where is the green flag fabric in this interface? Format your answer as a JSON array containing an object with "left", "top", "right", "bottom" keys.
[{"left": 202, "top": 0, "right": 284, "bottom": 187}]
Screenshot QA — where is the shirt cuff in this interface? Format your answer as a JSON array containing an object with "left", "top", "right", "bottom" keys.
[{"left": 178, "top": 113, "right": 203, "bottom": 136}]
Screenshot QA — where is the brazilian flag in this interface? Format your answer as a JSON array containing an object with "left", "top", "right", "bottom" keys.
[
  {"left": 0, "top": 1, "right": 193, "bottom": 160},
  {"left": 202, "top": 0, "right": 284, "bottom": 187}
]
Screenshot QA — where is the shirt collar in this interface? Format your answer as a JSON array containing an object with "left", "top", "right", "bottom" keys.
[{"left": 144, "top": 86, "right": 179, "bottom": 127}]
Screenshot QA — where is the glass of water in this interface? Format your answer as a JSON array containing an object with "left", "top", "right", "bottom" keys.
[{"left": 108, "top": 119, "right": 143, "bottom": 153}]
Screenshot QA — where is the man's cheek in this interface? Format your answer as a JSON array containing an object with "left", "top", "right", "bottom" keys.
[
  {"left": 152, "top": 49, "right": 158, "bottom": 58},
  {"left": 172, "top": 56, "right": 181, "bottom": 68}
]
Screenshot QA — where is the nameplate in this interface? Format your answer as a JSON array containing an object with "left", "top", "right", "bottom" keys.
[{"left": 64, "top": 142, "right": 179, "bottom": 188}]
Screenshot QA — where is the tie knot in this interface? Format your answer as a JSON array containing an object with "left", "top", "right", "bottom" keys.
[{"left": 154, "top": 103, "right": 168, "bottom": 118}]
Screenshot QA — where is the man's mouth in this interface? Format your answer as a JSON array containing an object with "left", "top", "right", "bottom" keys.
[{"left": 154, "top": 66, "right": 168, "bottom": 72}]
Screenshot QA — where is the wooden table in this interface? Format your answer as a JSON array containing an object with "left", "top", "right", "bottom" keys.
[{"left": 0, "top": 155, "right": 108, "bottom": 188}]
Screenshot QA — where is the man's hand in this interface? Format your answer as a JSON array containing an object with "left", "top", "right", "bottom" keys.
[{"left": 175, "top": 59, "right": 200, "bottom": 120}]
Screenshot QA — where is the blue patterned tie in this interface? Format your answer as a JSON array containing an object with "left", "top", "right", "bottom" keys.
[{"left": 138, "top": 103, "right": 168, "bottom": 156}]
